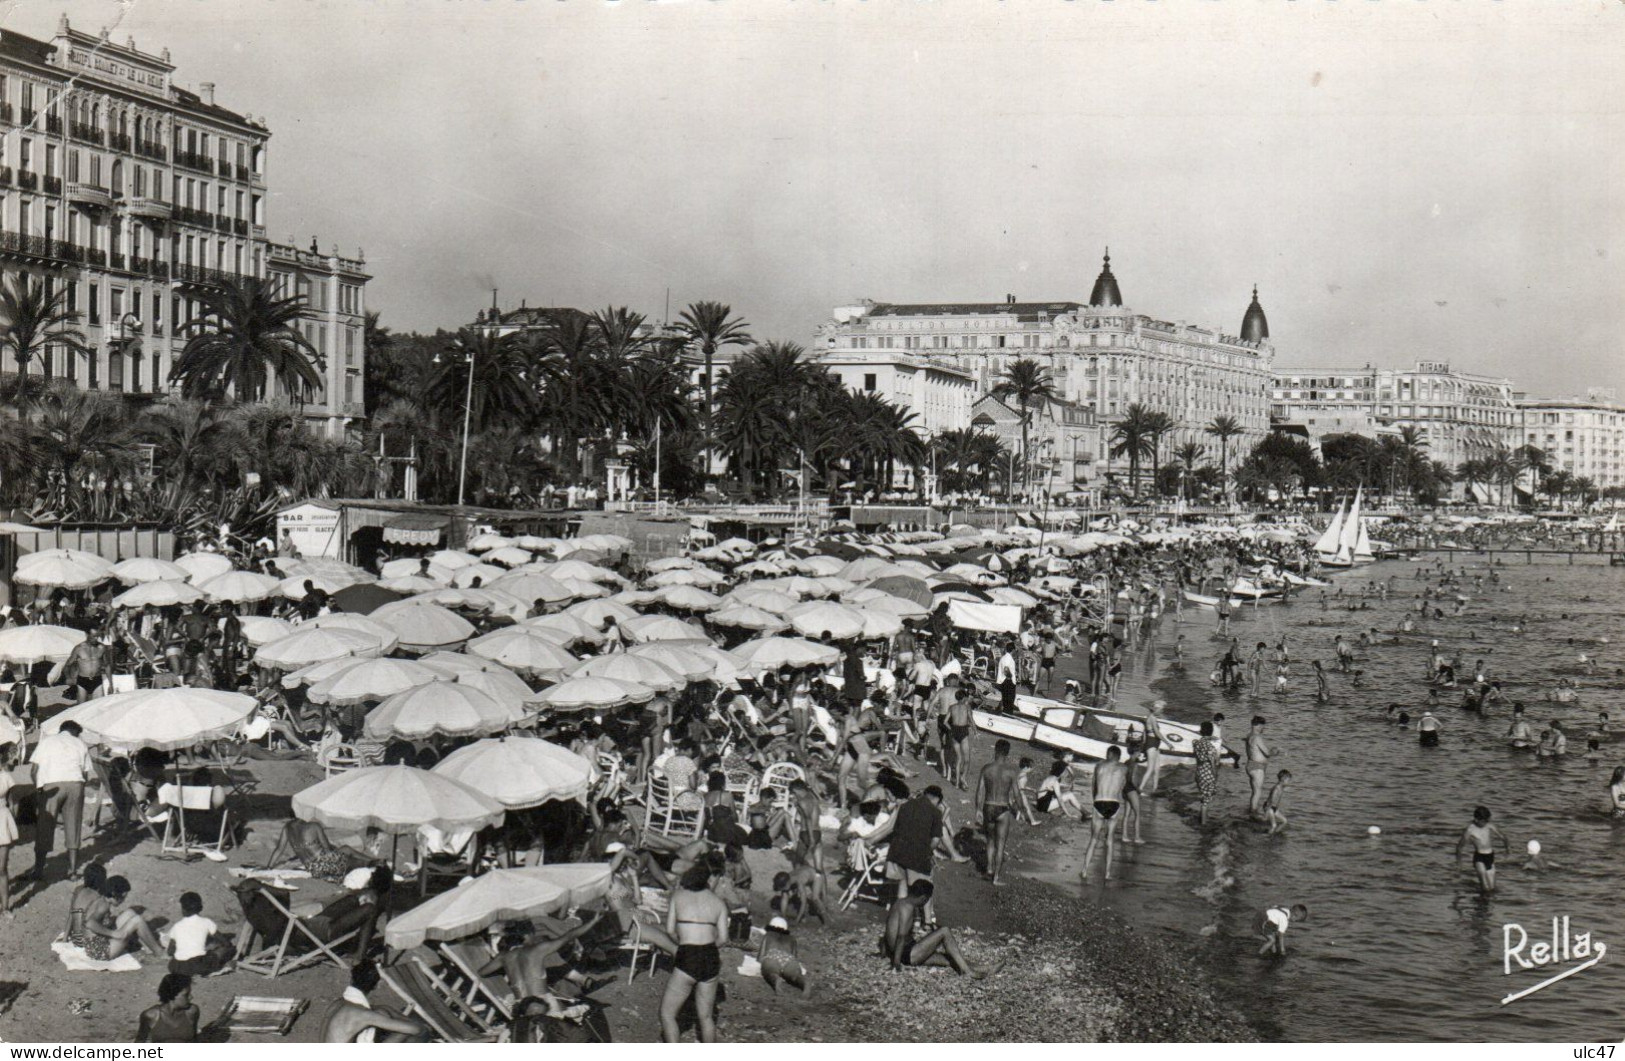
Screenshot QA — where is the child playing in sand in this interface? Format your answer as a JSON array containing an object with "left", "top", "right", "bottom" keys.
[
  {"left": 1035, "top": 759, "right": 1082, "bottom": 818},
  {"left": 772, "top": 850, "right": 829, "bottom": 926},
  {"left": 757, "top": 916, "right": 811, "bottom": 996},
  {"left": 1264, "top": 770, "right": 1291, "bottom": 835},
  {"left": 1257, "top": 903, "right": 1309, "bottom": 957}
]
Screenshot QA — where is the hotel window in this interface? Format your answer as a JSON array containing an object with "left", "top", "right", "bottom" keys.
[
  {"left": 863, "top": 373, "right": 877, "bottom": 392},
  {"left": 151, "top": 293, "right": 162, "bottom": 335},
  {"left": 88, "top": 283, "right": 100, "bottom": 324}
]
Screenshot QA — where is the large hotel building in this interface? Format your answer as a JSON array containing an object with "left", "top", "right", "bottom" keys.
[
  {"left": 815, "top": 252, "right": 1276, "bottom": 485},
  {"left": 1269, "top": 361, "right": 1518, "bottom": 471},
  {"left": 0, "top": 17, "right": 367, "bottom": 434},
  {"left": 1515, "top": 393, "right": 1625, "bottom": 491}
]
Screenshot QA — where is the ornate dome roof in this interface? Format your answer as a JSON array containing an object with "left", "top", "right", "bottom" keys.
[
  {"left": 1089, "top": 249, "right": 1123, "bottom": 308},
  {"left": 1240, "top": 285, "right": 1269, "bottom": 343}
]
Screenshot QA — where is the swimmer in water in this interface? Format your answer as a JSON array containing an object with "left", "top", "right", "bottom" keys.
[
  {"left": 1264, "top": 770, "right": 1291, "bottom": 836},
  {"left": 1312, "top": 661, "right": 1330, "bottom": 703},
  {"left": 1609, "top": 767, "right": 1625, "bottom": 817},
  {"left": 1418, "top": 711, "right": 1443, "bottom": 747},
  {"left": 1506, "top": 705, "right": 1535, "bottom": 748},
  {"left": 1455, "top": 805, "right": 1509, "bottom": 895}
]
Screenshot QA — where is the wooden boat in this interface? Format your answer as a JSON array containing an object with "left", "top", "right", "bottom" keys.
[
  {"left": 1014, "top": 694, "right": 1231, "bottom": 762},
  {"left": 1182, "top": 590, "right": 1255, "bottom": 610},
  {"left": 971, "top": 709, "right": 1036, "bottom": 743}
]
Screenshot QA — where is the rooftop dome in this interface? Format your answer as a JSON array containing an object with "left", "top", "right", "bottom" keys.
[
  {"left": 1240, "top": 285, "right": 1269, "bottom": 343},
  {"left": 1089, "top": 249, "right": 1123, "bottom": 308}
]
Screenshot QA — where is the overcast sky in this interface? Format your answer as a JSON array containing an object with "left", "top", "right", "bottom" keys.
[{"left": 8, "top": 1, "right": 1622, "bottom": 396}]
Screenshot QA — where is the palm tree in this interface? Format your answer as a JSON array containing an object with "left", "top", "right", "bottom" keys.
[
  {"left": 678, "top": 301, "right": 751, "bottom": 477},
  {"left": 171, "top": 277, "right": 324, "bottom": 402},
  {"left": 1110, "top": 404, "right": 1156, "bottom": 496},
  {"left": 990, "top": 358, "right": 1058, "bottom": 496},
  {"left": 932, "top": 428, "right": 1007, "bottom": 495},
  {"left": 0, "top": 273, "right": 92, "bottom": 413},
  {"left": 140, "top": 399, "right": 240, "bottom": 489},
  {"left": 1542, "top": 469, "right": 1574, "bottom": 509},
  {"left": 1204, "top": 415, "right": 1244, "bottom": 501},
  {"left": 427, "top": 327, "right": 539, "bottom": 436},
  {"left": 1142, "top": 411, "right": 1176, "bottom": 497},
  {"left": 1173, "top": 441, "right": 1207, "bottom": 501},
  {"left": 1485, "top": 446, "right": 1518, "bottom": 509},
  {"left": 32, "top": 383, "right": 136, "bottom": 512}
]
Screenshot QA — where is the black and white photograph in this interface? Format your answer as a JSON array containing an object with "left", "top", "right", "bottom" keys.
[{"left": 0, "top": 0, "right": 1619, "bottom": 1048}]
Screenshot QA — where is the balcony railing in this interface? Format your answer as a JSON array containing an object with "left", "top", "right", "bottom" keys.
[
  {"left": 0, "top": 166, "right": 11, "bottom": 187},
  {"left": 125, "top": 196, "right": 172, "bottom": 221},
  {"left": 69, "top": 122, "right": 103, "bottom": 145},
  {"left": 128, "top": 255, "right": 151, "bottom": 275},
  {"left": 17, "top": 170, "right": 37, "bottom": 191},
  {"left": 0, "top": 231, "right": 83, "bottom": 264},
  {"left": 43, "top": 175, "right": 62, "bottom": 195},
  {"left": 0, "top": 102, "right": 12, "bottom": 122},
  {"left": 232, "top": 218, "right": 249, "bottom": 236},
  {"left": 85, "top": 247, "right": 107, "bottom": 266},
  {"left": 235, "top": 163, "right": 250, "bottom": 181},
  {"left": 109, "top": 132, "right": 132, "bottom": 153},
  {"left": 134, "top": 140, "right": 166, "bottom": 162},
  {"left": 173, "top": 150, "right": 213, "bottom": 174},
  {"left": 173, "top": 262, "right": 236, "bottom": 287},
  {"left": 175, "top": 206, "right": 213, "bottom": 227},
  {"left": 19, "top": 108, "right": 35, "bottom": 125},
  {"left": 110, "top": 252, "right": 126, "bottom": 271},
  {"left": 45, "top": 114, "right": 62, "bottom": 135},
  {"left": 68, "top": 182, "right": 113, "bottom": 208}
]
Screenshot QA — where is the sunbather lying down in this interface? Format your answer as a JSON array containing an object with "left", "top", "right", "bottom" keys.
[{"left": 263, "top": 819, "right": 372, "bottom": 881}]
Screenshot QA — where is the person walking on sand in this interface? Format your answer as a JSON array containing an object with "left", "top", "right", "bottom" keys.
[
  {"left": 1080, "top": 746, "right": 1129, "bottom": 881},
  {"left": 974, "top": 739, "right": 1023, "bottom": 885},
  {"left": 1455, "top": 805, "right": 1509, "bottom": 895},
  {"left": 660, "top": 864, "right": 728, "bottom": 1043},
  {"left": 29, "top": 719, "right": 95, "bottom": 882}
]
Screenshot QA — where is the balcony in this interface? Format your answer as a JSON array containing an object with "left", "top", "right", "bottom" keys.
[
  {"left": 16, "top": 170, "right": 37, "bottom": 191},
  {"left": 45, "top": 114, "right": 62, "bottom": 135},
  {"left": 0, "top": 231, "right": 82, "bottom": 265},
  {"left": 110, "top": 252, "right": 126, "bottom": 271},
  {"left": 0, "top": 102, "right": 11, "bottom": 122},
  {"left": 128, "top": 256, "right": 151, "bottom": 276},
  {"left": 174, "top": 262, "right": 235, "bottom": 288},
  {"left": 134, "top": 141, "right": 166, "bottom": 163},
  {"left": 235, "top": 163, "right": 250, "bottom": 181},
  {"left": 43, "top": 175, "right": 62, "bottom": 195},
  {"left": 126, "top": 196, "right": 172, "bottom": 222},
  {"left": 67, "top": 182, "right": 113, "bottom": 209},
  {"left": 69, "top": 122, "right": 103, "bottom": 146},
  {"left": 173, "top": 150, "right": 213, "bottom": 175},
  {"left": 19, "top": 108, "right": 35, "bottom": 125},
  {"left": 0, "top": 166, "right": 10, "bottom": 187},
  {"left": 232, "top": 217, "right": 249, "bottom": 236},
  {"left": 110, "top": 132, "right": 132, "bottom": 153},
  {"left": 214, "top": 215, "right": 233, "bottom": 233},
  {"left": 84, "top": 247, "right": 107, "bottom": 267},
  {"left": 175, "top": 205, "right": 213, "bottom": 228}
]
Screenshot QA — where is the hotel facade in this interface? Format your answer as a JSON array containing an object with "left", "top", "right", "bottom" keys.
[
  {"left": 1269, "top": 361, "right": 1518, "bottom": 471},
  {"left": 0, "top": 17, "right": 367, "bottom": 433},
  {"left": 1516, "top": 393, "right": 1625, "bottom": 491},
  {"left": 815, "top": 252, "right": 1276, "bottom": 486}
]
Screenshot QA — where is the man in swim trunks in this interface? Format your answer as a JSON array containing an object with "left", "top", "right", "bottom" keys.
[
  {"left": 1455, "top": 805, "right": 1509, "bottom": 895},
  {"left": 1081, "top": 746, "right": 1129, "bottom": 881},
  {"left": 1245, "top": 716, "right": 1272, "bottom": 818},
  {"left": 946, "top": 687, "right": 974, "bottom": 789},
  {"left": 320, "top": 960, "right": 427, "bottom": 1042},
  {"left": 974, "top": 739, "right": 1023, "bottom": 885},
  {"left": 884, "top": 879, "right": 987, "bottom": 977}
]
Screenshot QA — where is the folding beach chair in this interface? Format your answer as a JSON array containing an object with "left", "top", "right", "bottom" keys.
[
  {"left": 233, "top": 879, "right": 377, "bottom": 978},
  {"left": 639, "top": 774, "right": 703, "bottom": 843},
  {"left": 157, "top": 783, "right": 232, "bottom": 859},
  {"left": 839, "top": 839, "right": 891, "bottom": 911},
  {"left": 379, "top": 960, "right": 496, "bottom": 1043},
  {"left": 436, "top": 939, "right": 513, "bottom": 1023}
]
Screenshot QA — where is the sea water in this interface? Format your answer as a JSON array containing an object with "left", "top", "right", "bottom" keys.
[{"left": 1049, "top": 558, "right": 1625, "bottom": 1042}]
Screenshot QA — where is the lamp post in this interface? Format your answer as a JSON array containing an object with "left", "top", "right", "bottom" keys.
[{"left": 455, "top": 337, "right": 475, "bottom": 507}]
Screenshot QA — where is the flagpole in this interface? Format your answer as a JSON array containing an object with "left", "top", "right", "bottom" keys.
[{"left": 654, "top": 420, "right": 662, "bottom": 508}]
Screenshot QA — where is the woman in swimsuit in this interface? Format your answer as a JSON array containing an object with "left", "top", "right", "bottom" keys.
[
  {"left": 64, "top": 860, "right": 108, "bottom": 948},
  {"left": 80, "top": 875, "right": 165, "bottom": 961},
  {"left": 660, "top": 864, "right": 728, "bottom": 1043}
]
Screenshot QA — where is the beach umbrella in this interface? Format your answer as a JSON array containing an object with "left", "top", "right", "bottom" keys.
[
  {"left": 858, "top": 594, "right": 930, "bottom": 621},
  {"left": 467, "top": 629, "right": 579, "bottom": 677},
  {"left": 454, "top": 667, "right": 545, "bottom": 705},
  {"left": 429, "top": 549, "right": 480, "bottom": 570},
  {"left": 239, "top": 616, "right": 295, "bottom": 647},
  {"left": 515, "top": 535, "right": 564, "bottom": 554},
  {"left": 330, "top": 583, "right": 407, "bottom": 615},
  {"left": 609, "top": 588, "right": 661, "bottom": 608},
  {"left": 467, "top": 533, "right": 517, "bottom": 552},
  {"left": 383, "top": 863, "right": 611, "bottom": 950},
  {"left": 520, "top": 613, "right": 608, "bottom": 647},
  {"left": 255, "top": 626, "right": 382, "bottom": 670},
  {"left": 557, "top": 578, "right": 610, "bottom": 601},
  {"left": 110, "top": 557, "right": 192, "bottom": 585},
  {"left": 756, "top": 576, "right": 831, "bottom": 599},
  {"left": 277, "top": 575, "right": 346, "bottom": 601},
  {"left": 15, "top": 551, "right": 113, "bottom": 589},
  {"left": 724, "top": 587, "right": 800, "bottom": 615},
  {"left": 619, "top": 614, "right": 706, "bottom": 644},
  {"left": 568, "top": 652, "right": 686, "bottom": 691},
  {"left": 198, "top": 570, "right": 282, "bottom": 603},
  {"left": 489, "top": 572, "right": 574, "bottom": 605},
  {"left": 364, "top": 682, "right": 527, "bottom": 739},
  {"left": 536, "top": 675, "right": 654, "bottom": 712},
  {"left": 371, "top": 599, "right": 477, "bottom": 651},
  {"left": 989, "top": 586, "right": 1039, "bottom": 609},
  {"left": 656, "top": 641, "right": 749, "bottom": 685},
  {"left": 574, "top": 533, "right": 633, "bottom": 553},
  {"left": 305, "top": 657, "right": 444, "bottom": 706},
  {"left": 43, "top": 688, "right": 255, "bottom": 753},
  {"left": 292, "top": 764, "right": 505, "bottom": 836},
  {"left": 647, "top": 566, "right": 727, "bottom": 588},
  {"left": 852, "top": 606, "right": 904, "bottom": 639},
  {"left": 483, "top": 546, "right": 533, "bottom": 568},
  {"left": 419, "top": 651, "right": 507, "bottom": 677},
  {"left": 0, "top": 624, "right": 86, "bottom": 665},
  {"left": 110, "top": 580, "right": 205, "bottom": 609},
  {"left": 656, "top": 584, "right": 723, "bottom": 612},
  {"left": 869, "top": 575, "right": 933, "bottom": 608},
  {"left": 433, "top": 736, "right": 595, "bottom": 809},
  {"left": 841, "top": 586, "right": 887, "bottom": 604},
  {"left": 277, "top": 558, "right": 375, "bottom": 586},
  {"left": 450, "top": 563, "right": 506, "bottom": 589},
  {"left": 735, "top": 559, "right": 790, "bottom": 577},
  {"left": 565, "top": 599, "right": 641, "bottom": 628},
  {"left": 623, "top": 641, "right": 718, "bottom": 681},
  {"left": 708, "top": 604, "right": 788, "bottom": 634},
  {"left": 730, "top": 636, "right": 840, "bottom": 671},
  {"left": 380, "top": 558, "right": 453, "bottom": 582},
  {"left": 303, "top": 613, "right": 403, "bottom": 654},
  {"left": 544, "top": 559, "right": 623, "bottom": 585},
  {"left": 714, "top": 537, "right": 757, "bottom": 554},
  {"left": 172, "top": 551, "right": 235, "bottom": 582},
  {"left": 798, "top": 555, "right": 849, "bottom": 575},
  {"left": 378, "top": 574, "right": 445, "bottom": 594},
  {"left": 942, "top": 562, "right": 1004, "bottom": 586},
  {"left": 644, "top": 556, "right": 696, "bottom": 573},
  {"left": 839, "top": 558, "right": 910, "bottom": 582},
  {"left": 786, "top": 600, "right": 866, "bottom": 641}
]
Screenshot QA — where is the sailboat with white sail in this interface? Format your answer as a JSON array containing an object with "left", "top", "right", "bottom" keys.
[
  {"left": 1318, "top": 487, "right": 1374, "bottom": 567},
  {"left": 1314, "top": 497, "right": 1347, "bottom": 566}
]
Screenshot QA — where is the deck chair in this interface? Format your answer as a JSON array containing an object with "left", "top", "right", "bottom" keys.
[
  {"left": 437, "top": 939, "right": 513, "bottom": 1022},
  {"left": 618, "top": 886, "right": 671, "bottom": 985},
  {"left": 639, "top": 774, "right": 703, "bottom": 843},
  {"left": 379, "top": 961, "right": 495, "bottom": 1043},
  {"left": 417, "top": 826, "right": 478, "bottom": 897},
  {"left": 839, "top": 839, "right": 891, "bottom": 911},
  {"left": 157, "top": 783, "right": 232, "bottom": 858},
  {"left": 233, "top": 879, "right": 377, "bottom": 978},
  {"left": 318, "top": 742, "right": 363, "bottom": 776}
]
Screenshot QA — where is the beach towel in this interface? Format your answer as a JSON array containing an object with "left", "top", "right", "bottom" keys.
[{"left": 51, "top": 940, "right": 141, "bottom": 972}]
